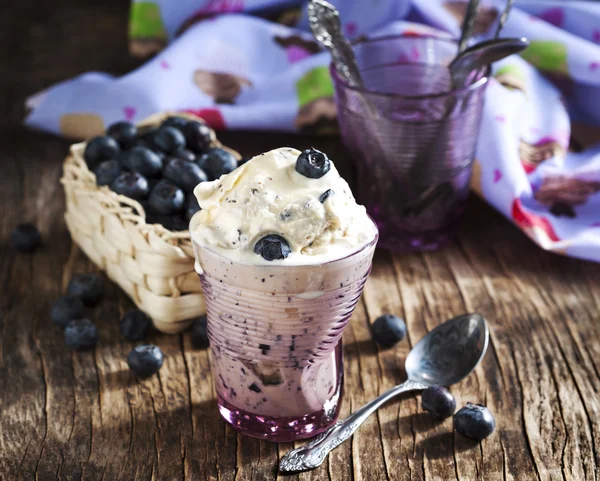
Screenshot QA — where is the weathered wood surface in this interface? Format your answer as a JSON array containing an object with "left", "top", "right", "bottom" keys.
[{"left": 2, "top": 1, "right": 600, "bottom": 480}]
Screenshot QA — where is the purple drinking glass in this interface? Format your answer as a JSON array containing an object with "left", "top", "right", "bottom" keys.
[
  {"left": 193, "top": 233, "right": 377, "bottom": 442},
  {"left": 332, "top": 35, "right": 489, "bottom": 252}
]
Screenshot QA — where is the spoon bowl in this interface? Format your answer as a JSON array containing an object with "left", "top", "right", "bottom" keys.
[{"left": 405, "top": 313, "right": 489, "bottom": 386}]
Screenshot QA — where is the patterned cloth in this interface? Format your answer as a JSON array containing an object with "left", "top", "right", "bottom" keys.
[{"left": 25, "top": 0, "right": 600, "bottom": 262}]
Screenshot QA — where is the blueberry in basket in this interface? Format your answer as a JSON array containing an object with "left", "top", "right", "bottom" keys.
[
  {"left": 148, "top": 179, "right": 185, "bottom": 215},
  {"left": 182, "top": 120, "right": 213, "bottom": 154},
  {"left": 50, "top": 295, "right": 85, "bottom": 328},
  {"left": 196, "top": 148, "right": 238, "bottom": 180},
  {"left": 152, "top": 126, "right": 186, "bottom": 155},
  {"left": 65, "top": 318, "right": 98, "bottom": 351},
  {"left": 94, "top": 160, "right": 122, "bottom": 186},
  {"left": 67, "top": 273, "right": 104, "bottom": 307},
  {"left": 127, "top": 345, "right": 164, "bottom": 377},
  {"left": 120, "top": 309, "right": 151, "bottom": 341},
  {"left": 11, "top": 223, "right": 42, "bottom": 252},
  {"left": 146, "top": 213, "right": 188, "bottom": 231},
  {"left": 175, "top": 149, "right": 196, "bottom": 163},
  {"left": 161, "top": 116, "right": 189, "bottom": 130},
  {"left": 163, "top": 157, "right": 208, "bottom": 193},
  {"left": 84, "top": 135, "right": 120, "bottom": 170},
  {"left": 110, "top": 172, "right": 150, "bottom": 200},
  {"left": 120, "top": 146, "right": 163, "bottom": 178},
  {"left": 106, "top": 121, "right": 137, "bottom": 149},
  {"left": 185, "top": 194, "right": 201, "bottom": 222}
]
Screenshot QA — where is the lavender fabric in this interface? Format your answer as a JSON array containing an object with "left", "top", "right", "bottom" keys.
[{"left": 25, "top": 0, "right": 600, "bottom": 262}]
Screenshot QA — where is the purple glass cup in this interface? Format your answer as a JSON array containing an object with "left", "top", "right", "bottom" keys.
[{"left": 332, "top": 35, "right": 489, "bottom": 252}]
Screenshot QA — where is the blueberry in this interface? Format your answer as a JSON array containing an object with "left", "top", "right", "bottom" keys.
[
  {"left": 191, "top": 315, "right": 209, "bottom": 348},
  {"left": 84, "top": 136, "right": 120, "bottom": 170},
  {"left": 319, "top": 189, "right": 334, "bottom": 203},
  {"left": 110, "top": 172, "right": 150, "bottom": 200},
  {"left": 120, "top": 309, "right": 151, "bottom": 341},
  {"left": 175, "top": 149, "right": 196, "bottom": 163},
  {"left": 50, "top": 295, "right": 85, "bottom": 328},
  {"left": 64, "top": 319, "right": 98, "bottom": 351},
  {"left": 139, "top": 129, "right": 158, "bottom": 149},
  {"left": 422, "top": 386, "right": 456, "bottom": 419},
  {"left": 67, "top": 273, "right": 104, "bottom": 307},
  {"left": 11, "top": 223, "right": 41, "bottom": 252},
  {"left": 196, "top": 148, "right": 237, "bottom": 180},
  {"left": 370, "top": 314, "right": 406, "bottom": 348},
  {"left": 454, "top": 403, "right": 496, "bottom": 440},
  {"left": 146, "top": 213, "right": 188, "bottom": 231},
  {"left": 161, "top": 116, "right": 189, "bottom": 130},
  {"left": 121, "top": 146, "right": 163, "bottom": 178},
  {"left": 106, "top": 121, "right": 137, "bottom": 149},
  {"left": 182, "top": 120, "right": 213, "bottom": 154},
  {"left": 93, "top": 160, "right": 122, "bottom": 186},
  {"left": 163, "top": 157, "right": 208, "bottom": 193},
  {"left": 185, "top": 195, "right": 201, "bottom": 222},
  {"left": 127, "top": 345, "right": 164, "bottom": 377},
  {"left": 254, "top": 234, "right": 291, "bottom": 261},
  {"left": 152, "top": 126, "right": 186, "bottom": 154},
  {"left": 148, "top": 180, "right": 185, "bottom": 215},
  {"left": 295, "top": 148, "right": 330, "bottom": 179}
]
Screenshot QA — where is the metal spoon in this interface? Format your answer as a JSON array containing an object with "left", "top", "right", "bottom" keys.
[
  {"left": 307, "top": 0, "right": 363, "bottom": 88},
  {"left": 279, "top": 313, "right": 489, "bottom": 473},
  {"left": 449, "top": 37, "right": 529, "bottom": 89}
]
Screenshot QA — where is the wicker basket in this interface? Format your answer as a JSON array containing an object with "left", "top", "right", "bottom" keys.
[{"left": 61, "top": 112, "right": 240, "bottom": 333}]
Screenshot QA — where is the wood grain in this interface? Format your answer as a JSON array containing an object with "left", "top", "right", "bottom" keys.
[{"left": 2, "top": 1, "right": 600, "bottom": 480}]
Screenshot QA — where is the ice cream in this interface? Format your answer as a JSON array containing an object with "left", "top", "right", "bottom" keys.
[
  {"left": 190, "top": 147, "right": 377, "bottom": 441},
  {"left": 190, "top": 147, "right": 377, "bottom": 265}
]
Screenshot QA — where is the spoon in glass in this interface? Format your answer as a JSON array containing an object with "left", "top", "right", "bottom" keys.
[{"left": 279, "top": 313, "right": 489, "bottom": 473}]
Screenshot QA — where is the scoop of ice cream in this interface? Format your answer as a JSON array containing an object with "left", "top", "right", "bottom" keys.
[{"left": 190, "top": 147, "right": 377, "bottom": 265}]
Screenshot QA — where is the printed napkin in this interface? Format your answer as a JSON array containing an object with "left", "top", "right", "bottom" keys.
[{"left": 25, "top": 0, "right": 600, "bottom": 262}]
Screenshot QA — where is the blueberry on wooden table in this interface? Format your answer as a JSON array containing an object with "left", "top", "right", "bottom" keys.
[
  {"left": 121, "top": 146, "right": 163, "bottom": 178},
  {"left": 182, "top": 120, "right": 213, "bottom": 154},
  {"left": 191, "top": 315, "right": 209, "bottom": 349},
  {"left": 65, "top": 319, "right": 98, "bottom": 351},
  {"left": 128, "top": 345, "right": 164, "bottom": 377},
  {"left": 370, "top": 314, "right": 406, "bottom": 348},
  {"left": 161, "top": 116, "right": 189, "bottom": 130},
  {"left": 11, "top": 223, "right": 41, "bottom": 252},
  {"left": 163, "top": 157, "right": 208, "bottom": 193},
  {"left": 106, "top": 121, "right": 137, "bottom": 149},
  {"left": 50, "top": 295, "right": 85, "bottom": 328},
  {"left": 110, "top": 172, "right": 150, "bottom": 201},
  {"left": 295, "top": 148, "right": 330, "bottom": 179},
  {"left": 67, "top": 273, "right": 104, "bottom": 307},
  {"left": 120, "top": 309, "right": 151, "bottom": 341},
  {"left": 454, "top": 403, "right": 496, "bottom": 440},
  {"left": 84, "top": 135, "right": 120, "bottom": 170},
  {"left": 94, "top": 160, "right": 122, "bottom": 186},
  {"left": 421, "top": 386, "right": 456, "bottom": 419},
  {"left": 148, "top": 180, "right": 185, "bottom": 215},
  {"left": 196, "top": 148, "right": 238, "bottom": 180},
  {"left": 254, "top": 235, "right": 291, "bottom": 261},
  {"left": 152, "top": 126, "right": 186, "bottom": 155}
]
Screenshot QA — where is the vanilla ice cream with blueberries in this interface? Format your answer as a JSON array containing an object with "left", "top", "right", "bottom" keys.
[
  {"left": 190, "top": 147, "right": 377, "bottom": 265},
  {"left": 189, "top": 147, "right": 377, "bottom": 441}
]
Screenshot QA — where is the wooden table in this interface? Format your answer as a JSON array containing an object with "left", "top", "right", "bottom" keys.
[{"left": 2, "top": 2, "right": 600, "bottom": 480}]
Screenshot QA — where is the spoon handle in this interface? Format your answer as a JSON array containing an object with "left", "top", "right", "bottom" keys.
[{"left": 279, "top": 379, "right": 428, "bottom": 473}]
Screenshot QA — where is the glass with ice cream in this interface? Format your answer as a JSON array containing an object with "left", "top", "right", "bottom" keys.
[{"left": 190, "top": 147, "right": 378, "bottom": 441}]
